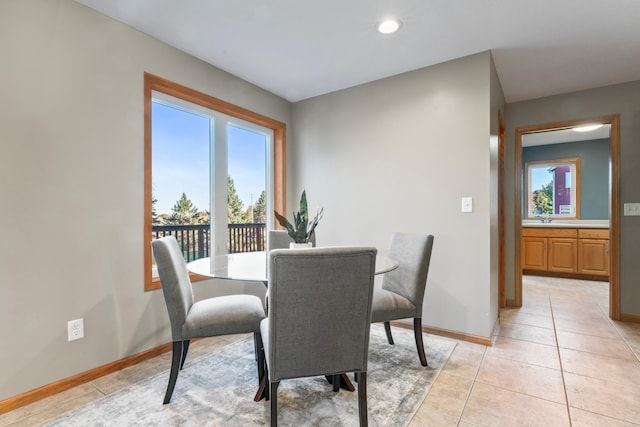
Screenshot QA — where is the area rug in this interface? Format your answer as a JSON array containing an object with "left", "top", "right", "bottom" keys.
[{"left": 40, "top": 325, "right": 455, "bottom": 426}]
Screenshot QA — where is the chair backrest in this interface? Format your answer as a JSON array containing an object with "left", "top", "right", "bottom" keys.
[
  {"left": 266, "top": 246, "right": 377, "bottom": 381},
  {"left": 267, "top": 229, "right": 316, "bottom": 252},
  {"left": 381, "top": 233, "right": 434, "bottom": 314},
  {"left": 151, "top": 236, "right": 195, "bottom": 341}
]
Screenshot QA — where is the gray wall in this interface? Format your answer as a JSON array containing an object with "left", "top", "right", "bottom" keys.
[
  {"left": 0, "top": 0, "right": 290, "bottom": 400},
  {"left": 522, "top": 139, "right": 610, "bottom": 219},
  {"left": 20, "top": 0, "right": 640, "bottom": 404},
  {"left": 291, "top": 52, "right": 502, "bottom": 340},
  {"left": 489, "top": 55, "right": 505, "bottom": 336},
  {"left": 504, "top": 81, "right": 640, "bottom": 315}
]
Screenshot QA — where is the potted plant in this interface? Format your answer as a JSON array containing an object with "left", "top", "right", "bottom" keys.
[{"left": 274, "top": 190, "right": 323, "bottom": 247}]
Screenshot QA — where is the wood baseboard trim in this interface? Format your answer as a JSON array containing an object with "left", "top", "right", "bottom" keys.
[
  {"left": 389, "top": 320, "right": 492, "bottom": 347},
  {"left": 505, "top": 298, "right": 519, "bottom": 307},
  {"left": 620, "top": 313, "right": 640, "bottom": 323},
  {"left": 3, "top": 314, "right": 515, "bottom": 414},
  {"left": 0, "top": 342, "right": 173, "bottom": 415}
]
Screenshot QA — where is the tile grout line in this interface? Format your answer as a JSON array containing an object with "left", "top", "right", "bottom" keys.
[
  {"left": 578, "top": 283, "right": 640, "bottom": 425},
  {"left": 454, "top": 342, "right": 488, "bottom": 426},
  {"left": 550, "top": 280, "right": 640, "bottom": 425},
  {"left": 598, "top": 292, "right": 640, "bottom": 364},
  {"left": 547, "top": 283, "right": 573, "bottom": 427},
  {"left": 88, "top": 381, "right": 108, "bottom": 397}
]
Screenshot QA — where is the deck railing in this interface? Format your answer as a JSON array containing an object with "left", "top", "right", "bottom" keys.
[
  {"left": 227, "top": 223, "right": 266, "bottom": 253},
  {"left": 152, "top": 223, "right": 266, "bottom": 262}
]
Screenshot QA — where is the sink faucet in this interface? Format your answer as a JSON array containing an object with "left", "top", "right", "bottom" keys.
[
  {"left": 535, "top": 208, "right": 551, "bottom": 224},
  {"left": 533, "top": 208, "right": 552, "bottom": 223}
]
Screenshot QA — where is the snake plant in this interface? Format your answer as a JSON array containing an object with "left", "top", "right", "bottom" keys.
[{"left": 274, "top": 190, "right": 323, "bottom": 243}]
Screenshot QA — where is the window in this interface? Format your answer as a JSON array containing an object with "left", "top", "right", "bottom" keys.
[
  {"left": 525, "top": 158, "right": 580, "bottom": 219},
  {"left": 144, "top": 73, "right": 286, "bottom": 291}
]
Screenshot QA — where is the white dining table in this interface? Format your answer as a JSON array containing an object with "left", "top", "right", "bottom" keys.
[
  {"left": 187, "top": 250, "right": 398, "bottom": 283},
  {"left": 186, "top": 249, "right": 398, "bottom": 400}
]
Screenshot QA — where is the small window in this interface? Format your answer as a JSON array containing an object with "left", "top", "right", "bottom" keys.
[{"left": 525, "top": 158, "right": 580, "bottom": 219}]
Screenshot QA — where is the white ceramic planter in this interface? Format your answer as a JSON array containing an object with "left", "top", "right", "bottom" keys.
[{"left": 289, "top": 242, "right": 313, "bottom": 249}]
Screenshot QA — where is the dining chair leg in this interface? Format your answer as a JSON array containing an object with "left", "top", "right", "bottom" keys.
[
  {"left": 413, "top": 318, "right": 428, "bottom": 367},
  {"left": 357, "top": 372, "right": 368, "bottom": 427},
  {"left": 263, "top": 363, "right": 271, "bottom": 401},
  {"left": 252, "top": 333, "right": 268, "bottom": 402},
  {"left": 254, "top": 332, "right": 265, "bottom": 384},
  {"left": 163, "top": 341, "right": 183, "bottom": 404},
  {"left": 383, "top": 321, "right": 394, "bottom": 345},
  {"left": 179, "top": 339, "right": 190, "bottom": 370},
  {"left": 270, "top": 381, "right": 280, "bottom": 427},
  {"left": 332, "top": 374, "right": 340, "bottom": 392}
]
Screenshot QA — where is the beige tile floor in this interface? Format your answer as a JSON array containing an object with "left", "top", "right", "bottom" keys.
[
  {"left": 2, "top": 276, "right": 640, "bottom": 426},
  {"left": 410, "top": 276, "right": 640, "bottom": 427}
]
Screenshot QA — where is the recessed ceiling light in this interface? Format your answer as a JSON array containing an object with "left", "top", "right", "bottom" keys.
[
  {"left": 377, "top": 19, "right": 401, "bottom": 34},
  {"left": 573, "top": 124, "right": 603, "bottom": 132}
]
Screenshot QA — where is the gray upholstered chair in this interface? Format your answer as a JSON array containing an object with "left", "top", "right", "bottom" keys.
[
  {"left": 264, "top": 229, "right": 317, "bottom": 309},
  {"left": 261, "top": 246, "right": 377, "bottom": 427},
  {"left": 371, "top": 233, "right": 434, "bottom": 366},
  {"left": 151, "top": 236, "right": 266, "bottom": 404}
]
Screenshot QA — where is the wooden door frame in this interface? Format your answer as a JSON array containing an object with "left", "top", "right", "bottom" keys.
[
  {"left": 514, "top": 115, "right": 620, "bottom": 319},
  {"left": 498, "top": 111, "right": 506, "bottom": 307}
]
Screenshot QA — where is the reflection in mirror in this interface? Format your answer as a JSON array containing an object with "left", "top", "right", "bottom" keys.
[{"left": 525, "top": 158, "right": 580, "bottom": 219}]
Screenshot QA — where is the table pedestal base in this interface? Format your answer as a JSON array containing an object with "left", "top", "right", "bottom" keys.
[{"left": 253, "top": 373, "right": 355, "bottom": 402}]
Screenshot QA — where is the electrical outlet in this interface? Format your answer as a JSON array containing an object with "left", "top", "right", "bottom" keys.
[
  {"left": 68, "top": 318, "right": 84, "bottom": 341},
  {"left": 624, "top": 203, "right": 640, "bottom": 216}
]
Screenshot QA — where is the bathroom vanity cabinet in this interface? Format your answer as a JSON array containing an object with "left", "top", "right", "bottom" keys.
[{"left": 522, "top": 226, "right": 609, "bottom": 279}]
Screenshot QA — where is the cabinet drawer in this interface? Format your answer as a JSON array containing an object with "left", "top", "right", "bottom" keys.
[
  {"left": 578, "top": 229, "right": 609, "bottom": 239},
  {"left": 523, "top": 227, "right": 577, "bottom": 238}
]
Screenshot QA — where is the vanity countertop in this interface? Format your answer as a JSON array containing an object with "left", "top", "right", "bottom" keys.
[{"left": 522, "top": 220, "right": 609, "bottom": 229}]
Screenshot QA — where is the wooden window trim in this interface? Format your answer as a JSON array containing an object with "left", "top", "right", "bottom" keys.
[
  {"left": 524, "top": 157, "right": 581, "bottom": 220},
  {"left": 144, "top": 72, "right": 286, "bottom": 291}
]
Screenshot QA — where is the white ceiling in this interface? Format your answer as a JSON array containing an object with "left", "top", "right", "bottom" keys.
[
  {"left": 522, "top": 124, "right": 611, "bottom": 147},
  {"left": 74, "top": 0, "right": 640, "bottom": 103}
]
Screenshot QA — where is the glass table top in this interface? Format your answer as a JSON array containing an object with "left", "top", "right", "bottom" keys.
[{"left": 187, "top": 250, "right": 398, "bottom": 282}]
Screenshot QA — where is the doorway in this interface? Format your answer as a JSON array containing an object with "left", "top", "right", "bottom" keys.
[{"left": 514, "top": 116, "right": 620, "bottom": 320}]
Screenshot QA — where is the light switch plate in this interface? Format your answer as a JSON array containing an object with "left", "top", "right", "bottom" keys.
[
  {"left": 462, "top": 197, "right": 473, "bottom": 213},
  {"left": 624, "top": 203, "right": 640, "bottom": 216}
]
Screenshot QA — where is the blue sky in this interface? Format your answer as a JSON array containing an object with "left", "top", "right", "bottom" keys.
[
  {"left": 531, "top": 167, "right": 552, "bottom": 194},
  {"left": 152, "top": 102, "right": 266, "bottom": 215},
  {"left": 228, "top": 125, "right": 267, "bottom": 209}
]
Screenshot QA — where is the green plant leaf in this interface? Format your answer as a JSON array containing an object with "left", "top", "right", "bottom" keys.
[
  {"left": 273, "top": 190, "right": 323, "bottom": 244},
  {"left": 299, "top": 190, "right": 308, "bottom": 221},
  {"left": 274, "top": 210, "right": 296, "bottom": 236},
  {"left": 307, "top": 207, "right": 324, "bottom": 237}
]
